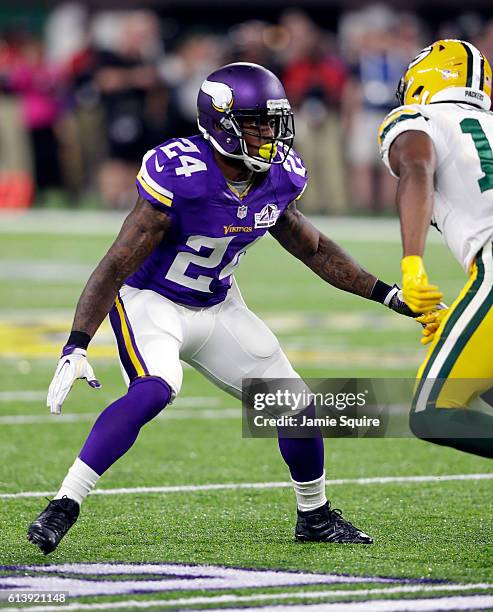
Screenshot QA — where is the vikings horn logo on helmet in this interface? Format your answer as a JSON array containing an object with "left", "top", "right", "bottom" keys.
[{"left": 201, "top": 80, "right": 234, "bottom": 113}]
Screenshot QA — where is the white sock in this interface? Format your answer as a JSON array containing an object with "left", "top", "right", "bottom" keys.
[
  {"left": 54, "top": 458, "right": 100, "bottom": 506},
  {"left": 291, "top": 471, "right": 327, "bottom": 512}
]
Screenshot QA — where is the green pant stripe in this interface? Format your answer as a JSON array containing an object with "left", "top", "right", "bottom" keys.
[
  {"left": 426, "top": 284, "right": 493, "bottom": 408},
  {"left": 412, "top": 249, "right": 485, "bottom": 410}
]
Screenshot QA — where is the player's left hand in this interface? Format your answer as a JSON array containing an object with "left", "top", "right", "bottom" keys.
[
  {"left": 416, "top": 307, "right": 449, "bottom": 345},
  {"left": 401, "top": 255, "right": 443, "bottom": 313},
  {"left": 47, "top": 346, "right": 101, "bottom": 415}
]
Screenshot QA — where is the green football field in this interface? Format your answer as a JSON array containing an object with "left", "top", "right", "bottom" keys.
[{"left": 0, "top": 213, "right": 492, "bottom": 611}]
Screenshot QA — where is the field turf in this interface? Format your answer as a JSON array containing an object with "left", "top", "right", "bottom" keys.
[{"left": 0, "top": 213, "right": 491, "bottom": 611}]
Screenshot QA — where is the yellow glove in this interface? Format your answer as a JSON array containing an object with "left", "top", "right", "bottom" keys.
[
  {"left": 401, "top": 256, "right": 443, "bottom": 313},
  {"left": 416, "top": 308, "right": 449, "bottom": 345}
]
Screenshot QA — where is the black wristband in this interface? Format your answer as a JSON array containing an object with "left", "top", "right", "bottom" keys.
[
  {"left": 369, "top": 279, "right": 393, "bottom": 304},
  {"left": 66, "top": 330, "right": 91, "bottom": 350}
]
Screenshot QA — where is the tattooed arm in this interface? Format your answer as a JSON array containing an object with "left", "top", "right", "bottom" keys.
[
  {"left": 270, "top": 202, "right": 416, "bottom": 316},
  {"left": 269, "top": 202, "right": 376, "bottom": 297},
  {"left": 71, "top": 197, "right": 171, "bottom": 339},
  {"left": 45, "top": 197, "right": 171, "bottom": 414}
]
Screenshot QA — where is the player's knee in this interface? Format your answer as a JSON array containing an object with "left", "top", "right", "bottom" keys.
[
  {"left": 128, "top": 376, "right": 173, "bottom": 423},
  {"left": 251, "top": 348, "right": 297, "bottom": 380},
  {"left": 409, "top": 408, "right": 441, "bottom": 441},
  {"left": 409, "top": 410, "right": 426, "bottom": 440}
]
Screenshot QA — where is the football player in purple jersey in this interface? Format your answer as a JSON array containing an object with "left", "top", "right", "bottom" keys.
[{"left": 28, "top": 63, "right": 415, "bottom": 554}]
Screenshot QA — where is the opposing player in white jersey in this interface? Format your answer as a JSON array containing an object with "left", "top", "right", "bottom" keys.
[{"left": 378, "top": 39, "right": 493, "bottom": 457}]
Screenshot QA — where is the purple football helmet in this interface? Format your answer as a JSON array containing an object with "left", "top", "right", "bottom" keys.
[{"left": 197, "top": 62, "right": 295, "bottom": 172}]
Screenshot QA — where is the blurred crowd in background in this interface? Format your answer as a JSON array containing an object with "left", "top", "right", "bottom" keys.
[{"left": 1, "top": 3, "right": 493, "bottom": 214}]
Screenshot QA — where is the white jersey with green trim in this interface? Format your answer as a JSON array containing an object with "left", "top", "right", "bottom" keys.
[{"left": 378, "top": 102, "right": 493, "bottom": 272}]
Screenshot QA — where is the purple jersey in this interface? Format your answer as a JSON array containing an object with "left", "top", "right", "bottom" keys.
[{"left": 126, "top": 135, "right": 307, "bottom": 307}]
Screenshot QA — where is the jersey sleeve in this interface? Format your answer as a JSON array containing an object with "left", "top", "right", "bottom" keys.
[
  {"left": 136, "top": 148, "right": 175, "bottom": 212},
  {"left": 136, "top": 137, "right": 210, "bottom": 210},
  {"left": 378, "top": 105, "right": 432, "bottom": 177},
  {"left": 283, "top": 147, "right": 308, "bottom": 203},
  {"left": 294, "top": 182, "right": 307, "bottom": 202}
]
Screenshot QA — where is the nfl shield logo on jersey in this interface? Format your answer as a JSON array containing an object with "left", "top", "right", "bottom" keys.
[
  {"left": 255, "top": 203, "right": 280, "bottom": 228},
  {"left": 237, "top": 204, "right": 248, "bottom": 219}
]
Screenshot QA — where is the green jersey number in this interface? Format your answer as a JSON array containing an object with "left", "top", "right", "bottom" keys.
[{"left": 460, "top": 118, "right": 493, "bottom": 193}]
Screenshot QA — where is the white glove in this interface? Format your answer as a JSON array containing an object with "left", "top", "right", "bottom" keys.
[{"left": 47, "top": 347, "right": 101, "bottom": 415}]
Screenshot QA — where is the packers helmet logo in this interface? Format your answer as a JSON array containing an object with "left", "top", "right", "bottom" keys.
[
  {"left": 201, "top": 80, "right": 234, "bottom": 113},
  {"left": 441, "top": 69, "right": 456, "bottom": 81},
  {"left": 398, "top": 39, "right": 492, "bottom": 110}
]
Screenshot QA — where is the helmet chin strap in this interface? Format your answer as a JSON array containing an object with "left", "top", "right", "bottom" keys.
[
  {"left": 244, "top": 158, "right": 271, "bottom": 173},
  {"left": 240, "top": 138, "right": 271, "bottom": 173},
  {"left": 201, "top": 127, "right": 273, "bottom": 173}
]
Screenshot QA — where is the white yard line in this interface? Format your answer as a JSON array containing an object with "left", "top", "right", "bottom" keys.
[
  {"left": 6, "top": 584, "right": 493, "bottom": 612},
  {"left": 0, "top": 392, "right": 222, "bottom": 407},
  {"left": 0, "top": 261, "right": 92, "bottom": 282},
  {"left": 210, "top": 595, "right": 493, "bottom": 612},
  {"left": 0, "top": 211, "right": 127, "bottom": 235},
  {"left": 1, "top": 473, "right": 492, "bottom": 500},
  {"left": 0, "top": 391, "right": 46, "bottom": 402},
  {"left": 0, "top": 401, "right": 412, "bottom": 421},
  {"left": 0, "top": 212, "right": 443, "bottom": 243},
  {"left": 0, "top": 213, "right": 393, "bottom": 239},
  {"left": 0, "top": 408, "right": 239, "bottom": 425}
]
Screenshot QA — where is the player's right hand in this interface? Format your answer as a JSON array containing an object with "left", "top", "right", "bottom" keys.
[
  {"left": 416, "top": 307, "right": 449, "bottom": 345},
  {"left": 401, "top": 255, "right": 443, "bottom": 313},
  {"left": 47, "top": 347, "right": 101, "bottom": 415}
]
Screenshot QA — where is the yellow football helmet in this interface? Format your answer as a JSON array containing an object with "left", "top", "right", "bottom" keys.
[{"left": 396, "top": 39, "right": 492, "bottom": 110}]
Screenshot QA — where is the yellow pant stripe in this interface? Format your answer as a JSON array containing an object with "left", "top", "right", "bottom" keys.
[{"left": 115, "top": 296, "right": 146, "bottom": 378}]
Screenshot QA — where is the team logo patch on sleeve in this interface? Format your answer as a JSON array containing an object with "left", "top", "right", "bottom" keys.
[{"left": 254, "top": 203, "right": 280, "bottom": 228}]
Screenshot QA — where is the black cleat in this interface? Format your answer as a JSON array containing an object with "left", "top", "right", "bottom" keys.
[
  {"left": 27, "top": 497, "right": 80, "bottom": 555},
  {"left": 295, "top": 501, "right": 373, "bottom": 544}
]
